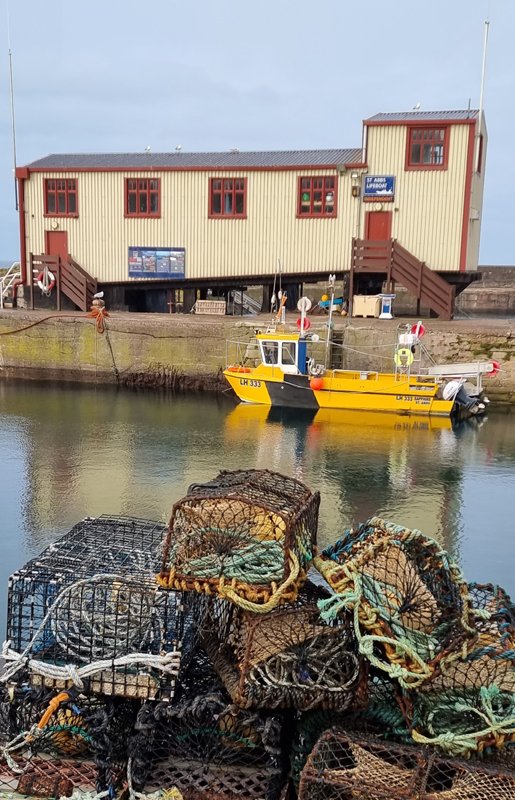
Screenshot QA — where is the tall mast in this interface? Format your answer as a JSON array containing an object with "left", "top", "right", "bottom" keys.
[
  {"left": 7, "top": 0, "right": 18, "bottom": 209},
  {"left": 475, "top": 19, "right": 490, "bottom": 172}
]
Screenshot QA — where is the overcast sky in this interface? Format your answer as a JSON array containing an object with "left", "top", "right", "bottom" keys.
[{"left": 0, "top": 0, "right": 513, "bottom": 264}]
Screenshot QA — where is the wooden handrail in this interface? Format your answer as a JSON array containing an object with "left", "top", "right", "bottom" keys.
[
  {"left": 351, "top": 238, "right": 454, "bottom": 319},
  {"left": 30, "top": 253, "right": 97, "bottom": 312}
]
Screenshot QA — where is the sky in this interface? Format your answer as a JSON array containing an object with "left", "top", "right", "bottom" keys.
[{"left": 0, "top": 0, "right": 513, "bottom": 265}]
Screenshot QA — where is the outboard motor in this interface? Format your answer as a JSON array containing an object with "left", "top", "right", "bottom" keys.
[{"left": 444, "top": 379, "right": 486, "bottom": 417}]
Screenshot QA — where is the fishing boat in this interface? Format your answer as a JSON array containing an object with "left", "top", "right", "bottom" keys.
[{"left": 224, "top": 317, "right": 498, "bottom": 419}]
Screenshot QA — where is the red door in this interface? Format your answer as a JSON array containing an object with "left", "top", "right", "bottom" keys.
[
  {"left": 45, "top": 230, "right": 68, "bottom": 262},
  {"left": 365, "top": 211, "right": 392, "bottom": 241}
]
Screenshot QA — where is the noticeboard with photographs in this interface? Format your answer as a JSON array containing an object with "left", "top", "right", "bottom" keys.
[{"left": 128, "top": 247, "right": 186, "bottom": 279}]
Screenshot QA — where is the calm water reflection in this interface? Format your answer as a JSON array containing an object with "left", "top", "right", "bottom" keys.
[{"left": 0, "top": 381, "right": 514, "bottom": 629}]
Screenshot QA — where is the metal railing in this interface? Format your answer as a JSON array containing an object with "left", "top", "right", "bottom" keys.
[{"left": 0, "top": 261, "right": 21, "bottom": 309}]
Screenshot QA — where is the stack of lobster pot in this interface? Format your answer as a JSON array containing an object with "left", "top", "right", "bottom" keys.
[
  {"left": 0, "top": 515, "right": 196, "bottom": 798},
  {"left": 146, "top": 469, "right": 364, "bottom": 800}
]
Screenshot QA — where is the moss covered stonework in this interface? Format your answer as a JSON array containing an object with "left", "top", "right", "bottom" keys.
[{"left": 0, "top": 312, "right": 512, "bottom": 404}]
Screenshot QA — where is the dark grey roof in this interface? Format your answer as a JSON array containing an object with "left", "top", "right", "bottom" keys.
[
  {"left": 26, "top": 148, "right": 362, "bottom": 170},
  {"left": 366, "top": 110, "right": 479, "bottom": 123}
]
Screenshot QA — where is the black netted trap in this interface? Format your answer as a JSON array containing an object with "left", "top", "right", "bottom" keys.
[
  {"left": 314, "top": 516, "right": 470, "bottom": 691},
  {"left": 128, "top": 648, "right": 286, "bottom": 799},
  {"left": 200, "top": 579, "right": 362, "bottom": 711},
  {"left": 158, "top": 470, "right": 320, "bottom": 610},
  {"left": 5, "top": 516, "right": 196, "bottom": 701},
  {"left": 0, "top": 683, "right": 137, "bottom": 797}
]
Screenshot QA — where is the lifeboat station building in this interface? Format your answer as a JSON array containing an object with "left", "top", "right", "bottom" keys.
[{"left": 15, "top": 109, "right": 486, "bottom": 319}]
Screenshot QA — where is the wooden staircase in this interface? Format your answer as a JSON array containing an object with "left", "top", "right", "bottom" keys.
[
  {"left": 30, "top": 254, "right": 97, "bottom": 312},
  {"left": 350, "top": 239, "right": 455, "bottom": 320}
]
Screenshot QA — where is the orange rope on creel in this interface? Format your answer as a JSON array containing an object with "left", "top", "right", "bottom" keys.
[
  {"left": 87, "top": 306, "right": 109, "bottom": 334},
  {"left": 36, "top": 691, "right": 71, "bottom": 730}
]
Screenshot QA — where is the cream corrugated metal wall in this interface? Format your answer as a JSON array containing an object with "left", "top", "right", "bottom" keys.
[
  {"left": 466, "top": 114, "right": 487, "bottom": 270},
  {"left": 23, "top": 169, "right": 358, "bottom": 283},
  {"left": 363, "top": 123, "right": 473, "bottom": 271}
]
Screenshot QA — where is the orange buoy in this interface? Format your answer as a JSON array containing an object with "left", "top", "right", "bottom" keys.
[
  {"left": 297, "top": 317, "right": 311, "bottom": 331},
  {"left": 310, "top": 376, "right": 324, "bottom": 391}
]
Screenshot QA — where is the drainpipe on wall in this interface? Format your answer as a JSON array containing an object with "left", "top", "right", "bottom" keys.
[{"left": 11, "top": 169, "right": 27, "bottom": 302}]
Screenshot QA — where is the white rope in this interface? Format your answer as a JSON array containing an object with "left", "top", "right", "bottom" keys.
[
  {"left": 0, "top": 572, "right": 181, "bottom": 686},
  {"left": 0, "top": 642, "right": 181, "bottom": 688}
]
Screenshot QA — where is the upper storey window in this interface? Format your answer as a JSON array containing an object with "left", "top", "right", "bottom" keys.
[
  {"left": 406, "top": 127, "right": 449, "bottom": 169},
  {"left": 209, "top": 178, "right": 247, "bottom": 218},
  {"left": 125, "top": 178, "right": 160, "bottom": 217},
  {"left": 44, "top": 178, "right": 78, "bottom": 216},
  {"left": 298, "top": 176, "right": 336, "bottom": 217}
]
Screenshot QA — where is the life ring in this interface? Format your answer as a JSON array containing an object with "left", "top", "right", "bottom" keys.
[
  {"left": 37, "top": 270, "right": 56, "bottom": 293},
  {"left": 394, "top": 347, "right": 414, "bottom": 367},
  {"left": 229, "top": 365, "right": 251, "bottom": 374},
  {"left": 486, "top": 360, "right": 500, "bottom": 378}
]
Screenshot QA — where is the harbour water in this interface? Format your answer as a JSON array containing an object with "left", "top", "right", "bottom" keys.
[{"left": 1, "top": 381, "right": 514, "bottom": 632}]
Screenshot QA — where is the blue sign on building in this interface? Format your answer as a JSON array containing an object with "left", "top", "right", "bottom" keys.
[
  {"left": 363, "top": 175, "right": 395, "bottom": 201},
  {"left": 128, "top": 247, "right": 185, "bottom": 279}
]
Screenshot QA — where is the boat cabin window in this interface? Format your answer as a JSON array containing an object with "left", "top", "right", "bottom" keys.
[
  {"left": 281, "top": 342, "right": 296, "bottom": 366},
  {"left": 262, "top": 341, "right": 279, "bottom": 365}
]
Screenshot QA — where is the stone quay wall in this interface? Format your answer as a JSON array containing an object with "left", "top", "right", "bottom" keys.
[{"left": 0, "top": 311, "right": 513, "bottom": 404}]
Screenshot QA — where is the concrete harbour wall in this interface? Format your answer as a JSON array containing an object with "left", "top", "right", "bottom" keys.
[{"left": 0, "top": 311, "right": 513, "bottom": 404}]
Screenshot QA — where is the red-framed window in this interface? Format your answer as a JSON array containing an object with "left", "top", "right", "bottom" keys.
[
  {"left": 44, "top": 178, "right": 78, "bottom": 216},
  {"left": 209, "top": 178, "right": 247, "bottom": 218},
  {"left": 406, "top": 127, "right": 449, "bottom": 169},
  {"left": 125, "top": 178, "right": 160, "bottom": 217},
  {"left": 297, "top": 176, "right": 336, "bottom": 217}
]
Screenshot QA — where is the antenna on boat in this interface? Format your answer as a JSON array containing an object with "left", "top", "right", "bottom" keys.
[{"left": 324, "top": 274, "right": 336, "bottom": 368}]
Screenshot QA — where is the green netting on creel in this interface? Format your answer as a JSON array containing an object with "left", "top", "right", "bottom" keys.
[
  {"left": 410, "top": 582, "right": 515, "bottom": 756},
  {"left": 314, "top": 517, "right": 471, "bottom": 690}
]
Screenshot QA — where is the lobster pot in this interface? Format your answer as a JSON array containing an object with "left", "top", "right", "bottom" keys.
[
  {"left": 290, "top": 710, "right": 351, "bottom": 790},
  {"left": 6, "top": 516, "right": 196, "bottom": 701},
  {"left": 0, "top": 685, "right": 137, "bottom": 797},
  {"left": 419, "top": 751, "right": 515, "bottom": 800},
  {"left": 314, "top": 516, "right": 470, "bottom": 691},
  {"left": 159, "top": 469, "right": 320, "bottom": 609},
  {"left": 134, "top": 761, "right": 285, "bottom": 800},
  {"left": 298, "top": 729, "right": 425, "bottom": 800},
  {"left": 201, "top": 581, "right": 362, "bottom": 711},
  {"left": 410, "top": 582, "right": 515, "bottom": 755},
  {"left": 0, "top": 756, "right": 100, "bottom": 799},
  {"left": 129, "top": 649, "right": 286, "bottom": 800}
]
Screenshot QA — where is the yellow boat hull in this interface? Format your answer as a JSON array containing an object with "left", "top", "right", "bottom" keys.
[{"left": 224, "top": 366, "right": 454, "bottom": 417}]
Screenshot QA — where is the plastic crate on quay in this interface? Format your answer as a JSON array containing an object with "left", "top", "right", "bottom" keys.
[{"left": 4, "top": 516, "right": 196, "bottom": 701}]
